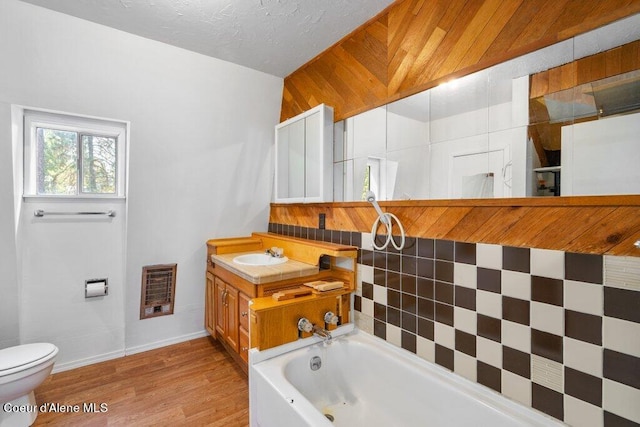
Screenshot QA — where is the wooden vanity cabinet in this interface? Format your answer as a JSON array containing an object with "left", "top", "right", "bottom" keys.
[
  {"left": 214, "top": 277, "right": 240, "bottom": 352},
  {"left": 205, "top": 271, "right": 215, "bottom": 335}
]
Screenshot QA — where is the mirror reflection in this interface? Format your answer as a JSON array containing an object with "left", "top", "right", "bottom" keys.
[{"left": 333, "top": 17, "right": 640, "bottom": 201}]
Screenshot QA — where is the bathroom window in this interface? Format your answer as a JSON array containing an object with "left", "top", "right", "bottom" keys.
[{"left": 23, "top": 110, "right": 127, "bottom": 198}]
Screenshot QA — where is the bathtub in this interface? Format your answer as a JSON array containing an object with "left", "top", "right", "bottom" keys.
[{"left": 249, "top": 325, "right": 562, "bottom": 427}]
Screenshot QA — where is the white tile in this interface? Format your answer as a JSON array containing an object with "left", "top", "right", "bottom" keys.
[
  {"left": 605, "top": 255, "right": 640, "bottom": 291},
  {"left": 359, "top": 264, "right": 374, "bottom": 285},
  {"left": 530, "top": 302, "right": 564, "bottom": 336},
  {"left": 361, "top": 232, "right": 373, "bottom": 251},
  {"left": 477, "top": 290, "right": 502, "bottom": 319},
  {"left": 373, "top": 284, "right": 387, "bottom": 305},
  {"left": 564, "top": 280, "right": 603, "bottom": 316},
  {"left": 502, "top": 370, "right": 532, "bottom": 407},
  {"left": 564, "top": 395, "right": 604, "bottom": 427},
  {"left": 455, "top": 351, "right": 477, "bottom": 382},
  {"left": 477, "top": 336, "right": 502, "bottom": 369},
  {"left": 454, "top": 263, "right": 477, "bottom": 289},
  {"left": 501, "top": 270, "right": 531, "bottom": 300},
  {"left": 454, "top": 307, "right": 477, "bottom": 335},
  {"left": 386, "top": 324, "right": 402, "bottom": 348},
  {"left": 530, "top": 248, "right": 565, "bottom": 280},
  {"left": 434, "top": 323, "right": 455, "bottom": 349},
  {"left": 564, "top": 337, "right": 603, "bottom": 377},
  {"left": 361, "top": 298, "right": 374, "bottom": 318},
  {"left": 354, "top": 312, "right": 374, "bottom": 335},
  {"left": 531, "top": 354, "right": 563, "bottom": 393},
  {"left": 603, "top": 316, "right": 640, "bottom": 358},
  {"left": 603, "top": 379, "right": 640, "bottom": 424},
  {"left": 477, "top": 243, "right": 502, "bottom": 270},
  {"left": 417, "top": 336, "right": 435, "bottom": 363},
  {"left": 502, "top": 320, "right": 531, "bottom": 353}
]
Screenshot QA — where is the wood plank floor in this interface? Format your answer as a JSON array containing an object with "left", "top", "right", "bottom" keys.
[{"left": 33, "top": 337, "right": 249, "bottom": 426}]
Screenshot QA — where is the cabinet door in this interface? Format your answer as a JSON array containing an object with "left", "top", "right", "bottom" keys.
[
  {"left": 305, "top": 111, "right": 321, "bottom": 198},
  {"left": 239, "top": 327, "right": 249, "bottom": 364},
  {"left": 225, "top": 285, "right": 239, "bottom": 352},
  {"left": 238, "top": 292, "right": 250, "bottom": 332},
  {"left": 214, "top": 278, "right": 226, "bottom": 337},
  {"left": 205, "top": 272, "right": 215, "bottom": 335},
  {"left": 276, "top": 118, "right": 305, "bottom": 200}
]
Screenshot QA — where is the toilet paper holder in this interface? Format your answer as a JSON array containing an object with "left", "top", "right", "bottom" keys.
[{"left": 85, "top": 278, "right": 108, "bottom": 298}]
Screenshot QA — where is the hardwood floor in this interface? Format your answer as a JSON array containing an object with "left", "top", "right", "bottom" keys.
[{"left": 33, "top": 337, "right": 249, "bottom": 426}]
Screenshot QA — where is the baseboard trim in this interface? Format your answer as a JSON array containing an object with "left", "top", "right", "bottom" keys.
[
  {"left": 52, "top": 349, "right": 125, "bottom": 373},
  {"left": 125, "top": 330, "right": 209, "bottom": 356}
]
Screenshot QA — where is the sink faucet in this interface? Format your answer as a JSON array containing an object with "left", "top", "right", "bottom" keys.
[{"left": 265, "top": 247, "right": 283, "bottom": 258}]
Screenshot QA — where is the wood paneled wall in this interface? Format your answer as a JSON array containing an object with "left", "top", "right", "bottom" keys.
[
  {"left": 281, "top": 0, "right": 640, "bottom": 122},
  {"left": 269, "top": 197, "right": 640, "bottom": 257}
]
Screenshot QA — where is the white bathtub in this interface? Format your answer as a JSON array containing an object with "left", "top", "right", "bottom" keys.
[{"left": 249, "top": 325, "right": 562, "bottom": 427}]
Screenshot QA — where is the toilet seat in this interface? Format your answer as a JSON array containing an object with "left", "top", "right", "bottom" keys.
[{"left": 0, "top": 343, "right": 58, "bottom": 376}]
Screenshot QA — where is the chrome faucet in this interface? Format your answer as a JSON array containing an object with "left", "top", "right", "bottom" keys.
[
  {"left": 297, "top": 317, "right": 333, "bottom": 343},
  {"left": 265, "top": 247, "right": 284, "bottom": 258}
]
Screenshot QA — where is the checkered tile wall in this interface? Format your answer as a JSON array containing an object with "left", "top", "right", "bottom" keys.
[{"left": 269, "top": 223, "right": 640, "bottom": 427}]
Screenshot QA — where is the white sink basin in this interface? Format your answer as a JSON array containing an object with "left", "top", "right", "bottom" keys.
[{"left": 233, "top": 253, "right": 288, "bottom": 266}]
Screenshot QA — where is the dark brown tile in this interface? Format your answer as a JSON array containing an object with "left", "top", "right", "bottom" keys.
[
  {"left": 417, "top": 278, "right": 434, "bottom": 299},
  {"left": 532, "top": 329, "right": 563, "bottom": 363},
  {"left": 565, "top": 252, "right": 603, "bottom": 284},
  {"left": 418, "top": 238, "right": 435, "bottom": 258},
  {"left": 435, "top": 281, "right": 454, "bottom": 304},
  {"left": 532, "top": 383, "right": 564, "bottom": 421},
  {"left": 374, "top": 268, "right": 386, "bottom": 287},
  {"left": 604, "top": 349, "right": 640, "bottom": 390},
  {"left": 402, "top": 331, "right": 417, "bottom": 353},
  {"left": 565, "top": 310, "right": 602, "bottom": 345},
  {"left": 387, "top": 307, "right": 400, "bottom": 327},
  {"left": 417, "top": 257, "right": 434, "bottom": 279},
  {"left": 362, "top": 282, "right": 374, "bottom": 300},
  {"left": 435, "top": 260, "right": 454, "bottom": 283},
  {"left": 361, "top": 250, "right": 374, "bottom": 266},
  {"left": 402, "top": 256, "right": 417, "bottom": 276},
  {"left": 401, "top": 274, "right": 417, "bottom": 295},
  {"left": 565, "top": 366, "right": 602, "bottom": 406},
  {"left": 435, "top": 240, "right": 454, "bottom": 261},
  {"left": 402, "top": 294, "right": 417, "bottom": 314},
  {"left": 455, "top": 286, "right": 476, "bottom": 311},
  {"left": 478, "top": 314, "right": 501, "bottom": 343},
  {"left": 605, "top": 287, "right": 640, "bottom": 324},
  {"left": 477, "top": 361, "right": 501, "bottom": 392},
  {"left": 374, "top": 320, "right": 386, "bottom": 339},
  {"left": 435, "top": 302, "right": 454, "bottom": 326},
  {"left": 387, "top": 289, "right": 401, "bottom": 309},
  {"left": 351, "top": 232, "right": 362, "bottom": 248},
  {"left": 435, "top": 344, "right": 454, "bottom": 371},
  {"left": 402, "top": 312, "right": 417, "bottom": 334},
  {"left": 401, "top": 237, "right": 417, "bottom": 256},
  {"left": 418, "top": 297, "right": 434, "bottom": 320},
  {"left": 418, "top": 317, "right": 434, "bottom": 340},
  {"left": 455, "top": 242, "right": 476, "bottom": 265},
  {"left": 503, "top": 346, "right": 531, "bottom": 378},
  {"left": 455, "top": 330, "right": 476, "bottom": 357},
  {"left": 387, "top": 271, "right": 401, "bottom": 290},
  {"left": 477, "top": 267, "right": 501, "bottom": 293},
  {"left": 373, "top": 251, "right": 387, "bottom": 269},
  {"left": 374, "top": 302, "right": 386, "bottom": 321},
  {"left": 502, "top": 296, "right": 530, "bottom": 325},
  {"left": 503, "top": 246, "right": 530, "bottom": 273},
  {"left": 604, "top": 411, "right": 640, "bottom": 427},
  {"left": 354, "top": 295, "right": 362, "bottom": 312},
  {"left": 387, "top": 253, "right": 401, "bottom": 272},
  {"left": 532, "top": 276, "right": 563, "bottom": 306},
  {"left": 340, "top": 231, "right": 351, "bottom": 245}
]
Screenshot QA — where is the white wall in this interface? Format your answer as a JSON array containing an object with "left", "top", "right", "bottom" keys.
[{"left": 0, "top": 0, "right": 283, "bottom": 366}]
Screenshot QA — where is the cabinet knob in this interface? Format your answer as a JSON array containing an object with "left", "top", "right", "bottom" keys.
[
  {"left": 241, "top": 311, "right": 248, "bottom": 317},
  {"left": 241, "top": 347, "right": 248, "bottom": 352}
]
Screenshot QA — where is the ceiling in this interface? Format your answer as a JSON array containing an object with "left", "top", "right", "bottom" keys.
[{"left": 18, "top": 0, "right": 395, "bottom": 78}]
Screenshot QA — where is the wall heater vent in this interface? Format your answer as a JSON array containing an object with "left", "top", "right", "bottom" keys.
[{"left": 140, "top": 264, "right": 177, "bottom": 319}]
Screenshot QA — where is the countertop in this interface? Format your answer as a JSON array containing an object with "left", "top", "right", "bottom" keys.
[{"left": 210, "top": 251, "right": 319, "bottom": 284}]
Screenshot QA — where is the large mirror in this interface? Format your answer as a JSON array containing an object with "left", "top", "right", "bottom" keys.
[{"left": 333, "top": 14, "right": 640, "bottom": 201}]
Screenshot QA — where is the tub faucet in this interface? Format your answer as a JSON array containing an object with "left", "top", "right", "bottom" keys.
[{"left": 312, "top": 324, "right": 333, "bottom": 344}]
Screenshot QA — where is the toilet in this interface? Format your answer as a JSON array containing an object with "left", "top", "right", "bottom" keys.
[{"left": 0, "top": 343, "right": 58, "bottom": 427}]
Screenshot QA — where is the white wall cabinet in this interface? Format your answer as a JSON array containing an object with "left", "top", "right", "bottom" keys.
[{"left": 275, "top": 104, "right": 333, "bottom": 203}]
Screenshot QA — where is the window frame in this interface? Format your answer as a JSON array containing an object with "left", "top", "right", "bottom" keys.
[{"left": 23, "top": 110, "right": 127, "bottom": 199}]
